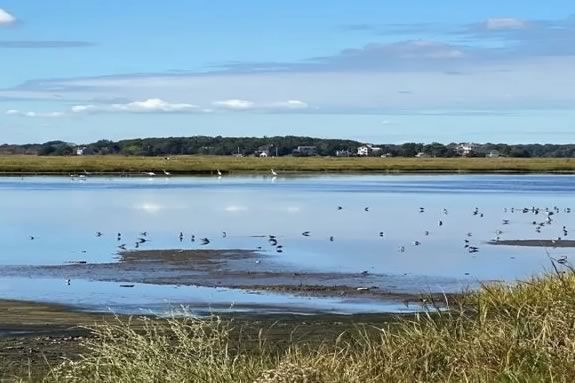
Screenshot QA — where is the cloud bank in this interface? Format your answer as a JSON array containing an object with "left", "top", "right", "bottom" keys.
[{"left": 0, "top": 8, "right": 15, "bottom": 25}]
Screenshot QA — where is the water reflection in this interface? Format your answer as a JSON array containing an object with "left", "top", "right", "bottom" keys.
[{"left": 0, "top": 174, "right": 573, "bottom": 313}]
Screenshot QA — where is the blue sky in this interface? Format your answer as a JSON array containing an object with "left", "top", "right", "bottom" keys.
[{"left": 0, "top": 1, "right": 574, "bottom": 144}]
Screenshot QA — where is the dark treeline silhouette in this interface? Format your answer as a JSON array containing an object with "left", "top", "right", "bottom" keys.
[{"left": 0, "top": 136, "right": 574, "bottom": 157}]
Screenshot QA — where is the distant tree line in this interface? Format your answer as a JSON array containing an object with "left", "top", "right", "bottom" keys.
[{"left": 0, "top": 137, "right": 574, "bottom": 158}]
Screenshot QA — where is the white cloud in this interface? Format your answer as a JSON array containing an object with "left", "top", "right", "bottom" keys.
[
  {"left": 213, "top": 99, "right": 255, "bottom": 110},
  {"left": 213, "top": 99, "right": 310, "bottom": 111},
  {"left": 271, "top": 100, "right": 309, "bottom": 109},
  {"left": 485, "top": 18, "right": 527, "bottom": 30},
  {"left": 72, "top": 98, "right": 200, "bottom": 113},
  {"left": 5, "top": 109, "right": 64, "bottom": 118},
  {"left": 0, "top": 8, "right": 15, "bottom": 25}
]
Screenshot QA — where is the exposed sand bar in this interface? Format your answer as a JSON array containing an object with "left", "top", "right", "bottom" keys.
[
  {"left": 0, "top": 249, "right": 464, "bottom": 303},
  {"left": 488, "top": 240, "right": 575, "bottom": 248}
]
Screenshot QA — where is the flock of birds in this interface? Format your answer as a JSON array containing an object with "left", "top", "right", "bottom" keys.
[
  {"left": 28, "top": 170, "right": 575, "bottom": 285},
  {"left": 29, "top": 203, "right": 572, "bottom": 267},
  {"left": 70, "top": 168, "right": 278, "bottom": 180}
]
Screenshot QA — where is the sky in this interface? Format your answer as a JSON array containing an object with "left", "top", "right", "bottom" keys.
[{"left": 0, "top": 1, "right": 574, "bottom": 144}]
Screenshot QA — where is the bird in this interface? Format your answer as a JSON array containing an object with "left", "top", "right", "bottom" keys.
[
  {"left": 217, "top": 169, "right": 222, "bottom": 177},
  {"left": 200, "top": 238, "right": 210, "bottom": 245},
  {"left": 179, "top": 232, "right": 184, "bottom": 241},
  {"left": 222, "top": 231, "right": 227, "bottom": 238},
  {"left": 144, "top": 172, "right": 156, "bottom": 176},
  {"left": 96, "top": 232, "right": 103, "bottom": 237},
  {"left": 337, "top": 206, "right": 343, "bottom": 210},
  {"left": 379, "top": 232, "right": 384, "bottom": 237},
  {"left": 329, "top": 236, "right": 334, "bottom": 241},
  {"left": 302, "top": 231, "right": 311, "bottom": 237},
  {"left": 364, "top": 207, "right": 369, "bottom": 212},
  {"left": 162, "top": 169, "right": 171, "bottom": 176},
  {"left": 66, "top": 279, "right": 71, "bottom": 286},
  {"left": 271, "top": 169, "right": 278, "bottom": 177},
  {"left": 29, "top": 236, "right": 35, "bottom": 240}
]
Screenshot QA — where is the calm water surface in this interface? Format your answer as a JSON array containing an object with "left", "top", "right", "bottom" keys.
[{"left": 0, "top": 174, "right": 573, "bottom": 314}]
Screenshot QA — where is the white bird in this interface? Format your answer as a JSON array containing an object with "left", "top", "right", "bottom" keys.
[
  {"left": 162, "top": 169, "right": 171, "bottom": 176},
  {"left": 144, "top": 172, "right": 156, "bottom": 176},
  {"left": 217, "top": 169, "right": 222, "bottom": 176},
  {"left": 271, "top": 169, "right": 278, "bottom": 177}
]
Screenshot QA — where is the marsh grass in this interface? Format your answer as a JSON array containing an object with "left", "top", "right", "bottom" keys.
[
  {"left": 44, "top": 269, "right": 575, "bottom": 382},
  {"left": 0, "top": 155, "right": 574, "bottom": 174}
]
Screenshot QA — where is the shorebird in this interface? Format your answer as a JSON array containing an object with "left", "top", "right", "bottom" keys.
[
  {"left": 144, "top": 172, "right": 156, "bottom": 176},
  {"left": 217, "top": 169, "right": 222, "bottom": 177},
  {"left": 162, "top": 169, "right": 171, "bottom": 176},
  {"left": 271, "top": 169, "right": 278, "bottom": 177}
]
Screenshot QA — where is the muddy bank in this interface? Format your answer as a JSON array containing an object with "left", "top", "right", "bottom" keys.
[
  {"left": 0, "top": 249, "right": 466, "bottom": 306},
  {"left": 488, "top": 239, "right": 575, "bottom": 248}
]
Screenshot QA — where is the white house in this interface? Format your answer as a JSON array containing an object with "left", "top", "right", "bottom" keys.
[
  {"left": 457, "top": 143, "right": 478, "bottom": 156},
  {"left": 357, "top": 144, "right": 382, "bottom": 157},
  {"left": 76, "top": 146, "right": 87, "bottom": 156}
]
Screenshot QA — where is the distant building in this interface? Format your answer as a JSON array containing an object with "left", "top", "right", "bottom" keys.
[
  {"left": 457, "top": 143, "right": 479, "bottom": 156},
  {"left": 381, "top": 153, "right": 393, "bottom": 158},
  {"left": 293, "top": 146, "right": 318, "bottom": 156},
  {"left": 76, "top": 146, "right": 87, "bottom": 156},
  {"left": 357, "top": 144, "right": 382, "bottom": 157},
  {"left": 415, "top": 152, "right": 430, "bottom": 158},
  {"left": 255, "top": 144, "right": 272, "bottom": 157},
  {"left": 335, "top": 150, "right": 352, "bottom": 157},
  {"left": 486, "top": 150, "right": 501, "bottom": 158}
]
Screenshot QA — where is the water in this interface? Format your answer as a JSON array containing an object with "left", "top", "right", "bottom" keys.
[{"left": 0, "top": 174, "right": 573, "bottom": 314}]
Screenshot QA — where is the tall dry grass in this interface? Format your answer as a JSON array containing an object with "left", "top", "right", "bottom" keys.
[{"left": 45, "top": 269, "right": 575, "bottom": 382}]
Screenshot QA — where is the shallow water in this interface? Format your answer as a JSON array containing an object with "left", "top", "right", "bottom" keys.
[{"left": 0, "top": 174, "right": 573, "bottom": 314}]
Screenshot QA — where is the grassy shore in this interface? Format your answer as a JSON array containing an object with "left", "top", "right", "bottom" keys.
[
  {"left": 3, "top": 268, "right": 571, "bottom": 382},
  {"left": 0, "top": 155, "right": 574, "bottom": 175}
]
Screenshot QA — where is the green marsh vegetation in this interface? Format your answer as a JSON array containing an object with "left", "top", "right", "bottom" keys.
[{"left": 0, "top": 155, "right": 574, "bottom": 175}]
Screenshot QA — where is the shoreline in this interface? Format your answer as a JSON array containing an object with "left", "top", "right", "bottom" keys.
[{"left": 0, "top": 156, "right": 574, "bottom": 175}]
